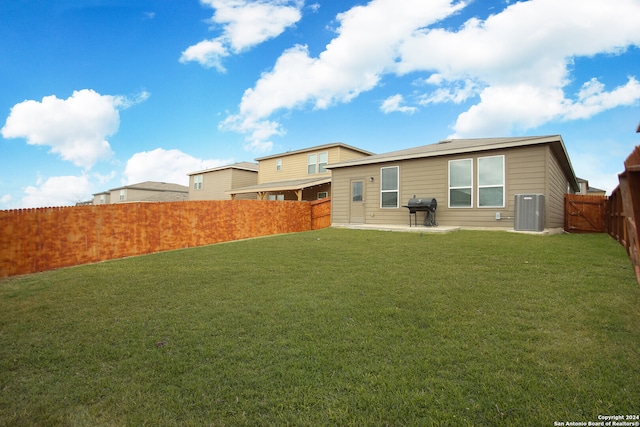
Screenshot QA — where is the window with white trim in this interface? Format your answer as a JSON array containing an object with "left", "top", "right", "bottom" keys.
[
  {"left": 307, "top": 152, "right": 328, "bottom": 174},
  {"left": 307, "top": 154, "right": 316, "bottom": 174},
  {"left": 318, "top": 152, "right": 328, "bottom": 173},
  {"left": 119, "top": 189, "right": 126, "bottom": 201},
  {"left": 193, "top": 174, "right": 203, "bottom": 190},
  {"left": 381, "top": 166, "right": 399, "bottom": 208},
  {"left": 449, "top": 159, "right": 472, "bottom": 207},
  {"left": 276, "top": 159, "right": 282, "bottom": 171},
  {"left": 478, "top": 155, "right": 505, "bottom": 207},
  {"left": 318, "top": 191, "right": 328, "bottom": 199}
]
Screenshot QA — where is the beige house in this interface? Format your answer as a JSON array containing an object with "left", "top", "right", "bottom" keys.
[
  {"left": 92, "top": 191, "right": 111, "bottom": 205},
  {"left": 187, "top": 162, "right": 259, "bottom": 200},
  {"left": 576, "top": 178, "right": 606, "bottom": 195},
  {"left": 94, "top": 181, "right": 189, "bottom": 204},
  {"left": 227, "top": 143, "right": 373, "bottom": 201},
  {"left": 326, "top": 135, "right": 580, "bottom": 231}
]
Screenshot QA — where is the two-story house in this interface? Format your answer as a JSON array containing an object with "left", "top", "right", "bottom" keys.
[
  {"left": 187, "top": 162, "right": 259, "bottom": 200},
  {"left": 226, "top": 143, "right": 374, "bottom": 201}
]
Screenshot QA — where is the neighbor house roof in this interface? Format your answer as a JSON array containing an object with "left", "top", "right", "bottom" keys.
[
  {"left": 107, "top": 181, "right": 189, "bottom": 193},
  {"left": 255, "top": 142, "right": 374, "bottom": 161},
  {"left": 225, "top": 177, "right": 331, "bottom": 195},
  {"left": 187, "top": 161, "right": 258, "bottom": 176},
  {"left": 326, "top": 135, "right": 580, "bottom": 192}
]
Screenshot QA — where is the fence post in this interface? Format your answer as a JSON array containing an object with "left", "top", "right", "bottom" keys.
[{"left": 619, "top": 146, "right": 640, "bottom": 284}]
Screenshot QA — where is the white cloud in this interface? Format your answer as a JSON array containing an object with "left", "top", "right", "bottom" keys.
[
  {"left": 18, "top": 175, "right": 93, "bottom": 208},
  {"left": 179, "top": 39, "right": 229, "bottom": 72},
  {"left": 223, "top": 0, "right": 640, "bottom": 147},
  {"left": 380, "top": 94, "right": 417, "bottom": 114},
  {"left": 123, "top": 148, "right": 232, "bottom": 186},
  {"left": 180, "top": 0, "right": 303, "bottom": 71},
  {"left": 418, "top": 78, "right": 480, "bottom": 105},
  {"left": 1, "top": 89, "right": 148, "bottom": 169},
  {"left": 219, "top": 112, "right": 284, "bottom": 153},
  {"left": 396, "top": 0, "right": 640, "bottom": 137},
  {"left": 563, "top": 77, "right": 640, "bottom": 121},
  {"left": 222, "top": 0, "right": 464, "bottom": 149},
  {"left": 452, "top": 84, "right": 567, "bottom": 136}
]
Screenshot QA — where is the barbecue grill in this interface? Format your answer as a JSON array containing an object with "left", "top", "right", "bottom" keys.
[{"left": 403, "top": 196, "right": 437, "bottom": 227}]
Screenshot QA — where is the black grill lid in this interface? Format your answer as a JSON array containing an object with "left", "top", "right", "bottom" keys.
[{"left": 406, "top": 196, "right": 437, "bottom": 211}]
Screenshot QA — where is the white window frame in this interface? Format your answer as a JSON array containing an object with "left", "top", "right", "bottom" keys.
[
  {"left": 448, "top": 159, "right": 473, "bottom": 208},
  {"left": 318, "top": 152, "right": 328, "bottom": 173},
  {"left": 193, "top": 174, "right": 203, "bottom": 190},
  {"left": 99, "top": 195, "right": 105, "bottom": 204},
  {"left": 307, "top": 154, "right": 317, "bottom": 174},
  {"left": 477, "top": 155, "right": 505, "bottom": 208},
  {"left": 380, "top": 166, "right": 399, "bottom": 209},
  {"left": 276, "top": 159, "right": 282, "bottom": 171},
  {"left": 119, "top": 189, "right": 126, "bottom": 201},
  {"left": 318, "top": 191, "right": 328, "bottom": 199}
]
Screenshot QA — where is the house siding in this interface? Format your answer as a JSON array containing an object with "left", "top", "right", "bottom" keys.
[
  {"left": 111, "top": 188, "right": 188, "bottom": 203},
  {"left": 190, "top": 169, "right": 258, "bottom": 200},
  {"left": 231, "top": 170, "right": 259, "bottom": 200},
  {"left": 546, "top": 146, "right": 571, "bottom": 228},
  {"left": 258, "top": 146, "right": 370, "bottom": 184},
  {"left": 331, "top": 145, "right": 564, "bottom": 229}
]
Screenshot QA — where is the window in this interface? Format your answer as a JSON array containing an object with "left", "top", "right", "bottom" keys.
[
  {"left": 193, "top": 174, "right": 203, "bottom": 190},
  {"left": 119, "top": 189, "right": 126, "bottom": 201},
  {"left": 381, "top": 166, "right": 399, "bottom": 208},
  {"left": 449, "top": 159, "right": 472, "bottom": 207},
  {"left": 308, "top": 154, "right": 317, "bottom": 174},
  {"left": 318, "top": 152, "right": 328, "bottom": 173},
  {"left": 307, "top": 152, "right": 328, "bottom": 174},
  {"left": 99, "top": 195, "right": 105, "bottom": 204},
  {"left": 478, "top": 155, "right": 505, "bottom": 207},
  {"left": 276, "top": 159, "right": 282, "bottom": 171},
  {"left": 352, "top": 181, "right": 363, "bottom": 202},
  {"left": 318, "top": 191, "right": 328, "bottom": 199},
  {"left": 268, "top": 194, "right": 285, "bottom": 201}
]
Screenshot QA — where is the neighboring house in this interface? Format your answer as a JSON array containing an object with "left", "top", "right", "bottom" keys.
[
  {"left": 227, "top": 143, "right": 374, "bottom": 201},
  {"left": 188, "top": 162, "right": 259, "bottom": 200},
  {"left": 95, "top": 181, "right": 189, "bottom": 204},
  {"left": 576, "top": 178, "right": 607, "bottom": 196},
  {"left": 92, "top": 191, "right": 111, "bottom": 205},
  {"left": 326, "top": 135, "right": 580, "bottom": 231}
]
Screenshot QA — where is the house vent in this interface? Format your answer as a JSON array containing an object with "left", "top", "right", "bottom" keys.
[{"left": 514, "top": 194, "right": 545, "bottom": 232}]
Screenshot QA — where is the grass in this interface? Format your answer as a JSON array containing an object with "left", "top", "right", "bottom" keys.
[{"left": 1, "top": 228, "right": 639, "bottom": 426}]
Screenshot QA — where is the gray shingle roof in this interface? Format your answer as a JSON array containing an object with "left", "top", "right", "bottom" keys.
[
  {"left": 187, "top": 161, "right": 259, "bottom": 175},
  {"left": 254, "top": 142, "right": 374, "bottom": 161},
  {"left": 108, "top": 181, "right": 188, "bottom": 192}
]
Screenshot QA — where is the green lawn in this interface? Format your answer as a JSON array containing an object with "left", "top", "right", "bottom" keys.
[{"left": 1, "top": 229, "right": 639, "bottom": 426}]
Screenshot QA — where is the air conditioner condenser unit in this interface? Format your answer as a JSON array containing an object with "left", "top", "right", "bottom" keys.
[{"left": 514, "top": 194, "right": 545, "bottom": 232}]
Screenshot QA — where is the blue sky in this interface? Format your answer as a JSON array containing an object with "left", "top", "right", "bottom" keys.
[{"left": 1, "top": 0, "right": 639, "bottom": 208}]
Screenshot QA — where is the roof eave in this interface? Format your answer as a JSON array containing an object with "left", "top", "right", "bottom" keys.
[
  {"left": 255, "top": 143, "right": 374, "bottom": 161},
  {"left": 226, "top": 177, "right": 331, "bottom": 195}
]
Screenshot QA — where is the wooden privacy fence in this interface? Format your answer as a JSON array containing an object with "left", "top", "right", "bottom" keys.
[
  {"left": 612, "top": 146, "right": 640, "bottom": 284},
  {"left": 0, "top": 198, "right": 332, "bottom": 278},
  {"left": 564, "top": 194, "right": 607, "bottom": 233},
  {"left": 563, "top": 145, "right": 639, "bottom": 284},
  {"left": 310, "top": 197, "right": 331, "bottom": 230}
]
